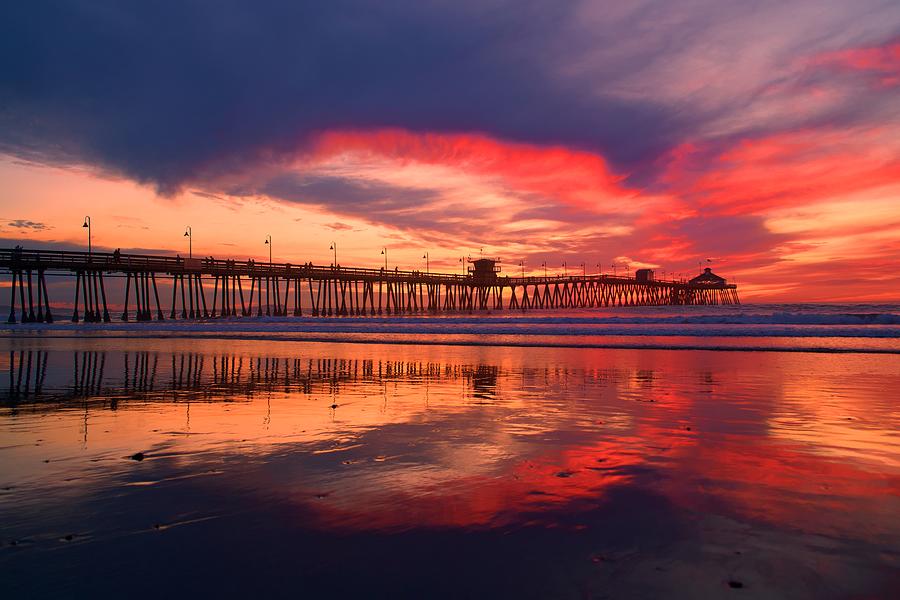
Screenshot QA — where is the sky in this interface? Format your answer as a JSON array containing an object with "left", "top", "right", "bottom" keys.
[{"left": 1, "top": 1, "right": 899, "bottom": 302}]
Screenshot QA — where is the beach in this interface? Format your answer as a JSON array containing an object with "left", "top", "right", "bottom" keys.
[{"left": 1, "top": 305, "right": 898, "bottom": 598}]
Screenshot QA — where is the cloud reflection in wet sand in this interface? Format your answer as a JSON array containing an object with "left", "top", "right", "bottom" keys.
[{"left": 1, "top": 339, "right": 898, "bottom": 598}]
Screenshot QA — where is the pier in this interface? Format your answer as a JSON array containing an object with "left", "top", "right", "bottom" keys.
[{"left": 1, "top": 247, "right": 739, "bottom": 323}]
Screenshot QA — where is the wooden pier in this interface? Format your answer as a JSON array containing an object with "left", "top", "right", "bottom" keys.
[{"left": 1, "top": 247, "right": 739, "bottom": 323}]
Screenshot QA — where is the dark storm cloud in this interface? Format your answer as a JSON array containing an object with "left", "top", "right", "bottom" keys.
[
  {"left": 0, "top": 1, "right": 681, "bottom": 193},
  {"left": 260, "top": 174, "right": 436, "bottom": 210},
  {"left": 258, "top": 173, "right": 492, "bottom": 236}
]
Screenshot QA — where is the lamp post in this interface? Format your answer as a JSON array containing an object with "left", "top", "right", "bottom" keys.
[
  {"left": 264, "top": 235, "right": 272, "bottom": 316},
  {"left": 423, "top": 252, "right": 429, "bottom": 273},
  {"left": 519, "top": 260, "right": 525, "bottom": 277},
  {"left": 597, "top": 262, "right": 602, "bottom": 276},
  {"left": 329, "top": 242, "right": 337, "bottom": 266},
  {"left": 581, "top": 262, "right": 586, "bottom": 277},
  {"left": 184, "top": 226, "right": 192, "bottom": 258},
  {"left": 82, "top": 216, "right": 91, "bottom": 257},
  {"left": 563, "top": 262, "right": 567, "bottom": 277},
  {"left": 459, "top": 256, "right": 466, "bottom": 275},
  {"left": 381, "top": 247, "right": 387, "bottom": 270},
  {"left": 541, "top": 261, "right": 547, "bottom": 277}
]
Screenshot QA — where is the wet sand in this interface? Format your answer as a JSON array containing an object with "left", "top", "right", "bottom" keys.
[{"left": 1, "top": 337, "right": 898, "bottom": 598}]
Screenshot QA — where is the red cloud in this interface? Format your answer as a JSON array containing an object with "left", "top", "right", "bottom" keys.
[
  {"left": 256, "top": 126, "right": 899, "bottom": 302},
  {"left": 660, "top": 129, "right": 900, "bottom": 215},
  {"left": 308, "top": 129, "right": 643, "bottom": 214}
]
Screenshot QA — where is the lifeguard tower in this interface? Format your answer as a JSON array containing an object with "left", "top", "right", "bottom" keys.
[{"left": 468, "top": 258, "right": 501, "bottom": 281}]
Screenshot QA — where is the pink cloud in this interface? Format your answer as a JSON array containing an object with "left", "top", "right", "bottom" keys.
[{"left": 812, "top": 39, "right": 900, "bottom": 87}]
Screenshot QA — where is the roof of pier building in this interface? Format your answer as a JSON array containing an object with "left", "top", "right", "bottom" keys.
[{"left": 689, "top": 267, "right": 727, "bottom": 286}]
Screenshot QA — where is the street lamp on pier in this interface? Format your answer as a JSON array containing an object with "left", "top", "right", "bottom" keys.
[
  {"left": 184, "top": 226, "right": 192, "bottom": 258},
  {"left": 519, "top": 260, "right": 525, "bottom": 277},
  {"left": 422, "top": 252, "right": 429, "bottom": 273},
  {"left": 381, "top": 247, "right": 387, "bottom": 270},
  {"left": 82, "top": 216, "right": 92, "bottom": 257},
  {"left": 264, "top": 235, "right": 272, "bottom": 315},
  {"left": 581, "top": 262, "right": 586, "bottom": 277},
  {"left": 541, "top": 261, "right": 547, "bottom": 277},
  {"left": 563, "top": 262, "right": 567, "bottom": 277},
  {"left": 329, "top": 242, "right": 337, "bottom": 266}
]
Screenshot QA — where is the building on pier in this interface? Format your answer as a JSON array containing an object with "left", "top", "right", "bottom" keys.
[
  {"left": 635, "top": 268, "right": 654, "bottom": 282},
  {"left": 468, "top": 258, "right": 500, "bottom": 281},
  {"left": 689, "top": 267, "right": 728, "bottom": 286}
]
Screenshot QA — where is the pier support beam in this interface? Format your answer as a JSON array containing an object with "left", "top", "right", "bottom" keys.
[{"left": 7, "top": 271, "right": 18, "bottom": 324}]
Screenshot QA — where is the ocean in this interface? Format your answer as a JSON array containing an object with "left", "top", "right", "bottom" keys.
[
  {"left": 1, "top": 303, "right": 898, "bottom": 598},
  {"left": 4, "top": 302, "right": 899, "bottom": 352}
]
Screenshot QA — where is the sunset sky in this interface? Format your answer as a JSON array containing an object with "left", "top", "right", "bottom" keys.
[{"left": 1, "top": 1, "right": 899, "bottom": 301}]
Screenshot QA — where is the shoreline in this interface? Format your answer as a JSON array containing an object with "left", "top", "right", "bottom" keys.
[{"left": 2, "top": 331, "right": 898, "bottom": 354}]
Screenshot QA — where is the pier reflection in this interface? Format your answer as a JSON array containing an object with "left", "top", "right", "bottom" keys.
[
  {"left": 3, "top": 348, "right": 508, "bottom": 407},
  {"left": 1, "top": 340, "right": 898, "bottom": 598}
]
